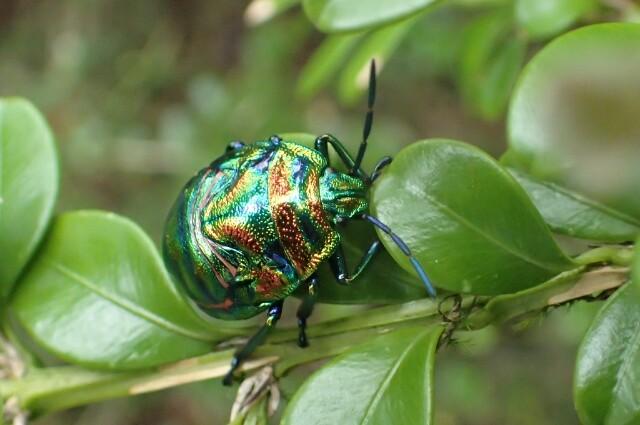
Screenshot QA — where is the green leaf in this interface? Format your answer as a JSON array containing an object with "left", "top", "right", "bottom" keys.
[
  {"left": 11, "top": 210, "right": 241, "bottom": 370},
  {"left": 302, "top": 0, "right": 440, "bottom": 33},
  {"left": 338, "top": 15, "right": 418, "bottom": 105},
  {"left": 509, "top": 169, "right": 640, "bottom": 242},
  {"left": 282, "top": 325, "right": 442, "bottom": 425},
  {"left": 371, "top": 139, "right": 575, "bottom": 295},
  {"left": 508, "top": 23, "right": 640, "bottom": 219},
  {"left": 0, "top": 98, "right": 58, "bottom": 301},
  {"left": 297, "top": 33, "right": 363, "bottom": 99},
  {"left": 459, "top": 11, "right": 526, "bottom": 120},
  {"left": 515, "top": 0, "right": 597, "bottom": 40},
  {"left": 574, "top": 248, "right": 640, "bottom": 425},
  {"left": 281, "top": 133, "right": 424, "bottom": 303}
]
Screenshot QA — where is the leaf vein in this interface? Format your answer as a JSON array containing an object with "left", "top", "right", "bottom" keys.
[
  {"left": 47, "top": 260, "right": 211, "bottom": 341},
  {"left": 513, "top": 170, "right": 640, "bottom": 228},
  {"left": 419, "top": 189, "right": 568, "bottom": 273},
  {"left": 360, "top": 329, "right": 428, "bottom": 425}
]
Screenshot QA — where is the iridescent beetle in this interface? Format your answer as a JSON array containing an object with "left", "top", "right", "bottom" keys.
[{"left": 163, "top": 62, "right": 436, "bottom": 385}]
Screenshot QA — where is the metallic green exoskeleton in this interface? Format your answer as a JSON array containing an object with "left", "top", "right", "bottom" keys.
[
  {"left": 163, "top": 61, "right": 436, "bottom": 385},
  {"left": 164, "top": 137, "right": 368, "bottom": 321}
]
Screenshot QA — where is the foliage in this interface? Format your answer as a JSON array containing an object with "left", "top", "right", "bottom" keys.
[
  {"left": 0, "top": 99, "right": 58, "bottom": 301},
  {"left": 290, "top": 0, "right": 620, "bottom": 119},
  {"left": 1, "top": 2, "right": 640, "bottom": 425}
]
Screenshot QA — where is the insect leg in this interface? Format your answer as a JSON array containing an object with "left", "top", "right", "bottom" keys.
[
  {"left": 362, "top": 214, "right": 437, "bottom": 298},
  {"left": 296, "top": 275, "right": 318, "bottom": 348},
  {"left": 223, "top": 300, "right": 283, "bottom": 386},
  {"left": 314, "top": 134, "right": 368, "bottom": 181},
  {"left": 329, "top": 240, "right": 381, "bottom": 285},
  {"left": 352, "top": 60, "right": 377, "bottom": 175},
  {"left": 226, "top": 140, "right": 246, "bottom": 152},
  {"left": 370, "top": 156, "right": 392, "bottom": 183}
]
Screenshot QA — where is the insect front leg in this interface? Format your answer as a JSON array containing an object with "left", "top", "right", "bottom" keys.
[
  {"left": 370, "top": 156, "right": 392, "bottom": 183},
  {"left": 223, "top": 300, "right": 283, "bottom": 386},
  {"left": 296, "top": 275, "right": 318, "bottom": 348},
  {"left": 328, "top": 241, "right": 381, "bottom": 285},
  {"left": 314, "top": 134, "right": 368, "bottom": 181}
]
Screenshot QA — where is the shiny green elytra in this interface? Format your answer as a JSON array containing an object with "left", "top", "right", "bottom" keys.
[
  {"left": 162, "top": 61, "right": 436, "bottom": 385},
  {"left": 163, "top": 136, "right": 368, "bottom": 320}
]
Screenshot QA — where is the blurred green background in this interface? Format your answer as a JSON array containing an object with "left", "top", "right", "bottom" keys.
[{"left": 0, "top": 0, "right": 605, "bottom": 423}]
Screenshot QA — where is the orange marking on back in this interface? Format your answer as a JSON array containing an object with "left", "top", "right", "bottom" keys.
[
  {"left": 219, "top": 223, "right": 262, "bottom": 253},
  {"left": 272, "top": 203, "right": 312, "bottom": 274}
]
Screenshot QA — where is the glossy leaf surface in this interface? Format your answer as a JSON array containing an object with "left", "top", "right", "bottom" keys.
[
  {"left": 0, "top": 98, "right": 58, "bottom": 300},
  {"left": 302, "top": 0, "right": 439, "bottom": 32},
  {"left": 11, "top": 211, "right": 238, "bottom": 370},
  {"left": 574, "top": 246, "right": 640, "bottom": 425},
  {"left": 515, "top": 0, "right": 596, "bottom": 39},
  {"left": 371, "top": 139, "right": 575, "bottom": 295},
  {"left": 510, "top": 169, "right": 640, "bottom": 242},
  {"left": 282, "top": 326, "right": 442, "bottom": 425},
  {"left": 508, "top": 23, "right": 640, "bottom": 219}
]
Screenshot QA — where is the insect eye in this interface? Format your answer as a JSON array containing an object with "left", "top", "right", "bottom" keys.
[{"left": 269, "top": 135, "right": 282, "bottom": 145}]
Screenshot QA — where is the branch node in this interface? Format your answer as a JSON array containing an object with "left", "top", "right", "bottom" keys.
[{"left": 437, "top": 294, "right": 467, "bottom": 348}]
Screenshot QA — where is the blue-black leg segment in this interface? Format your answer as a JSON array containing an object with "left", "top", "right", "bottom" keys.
[
  {"left": 296, "top": 276, "right": 318, "bottom": 348},
  {"left": 329, "top": 240, "right": 381, "bottom": 285},
  {"left": 370, "top": 156, "right": 392, "bottom": 183},
  {"left": 223, "top": 300, "right": 283, "bottom": 386},
  {"left": 362, "top": 213, "right": 437, "bottom": 298}
]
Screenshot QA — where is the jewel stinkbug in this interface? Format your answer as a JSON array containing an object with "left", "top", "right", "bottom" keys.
[{"left": 163, "top": 61, "right": 436, "bottom": 385}]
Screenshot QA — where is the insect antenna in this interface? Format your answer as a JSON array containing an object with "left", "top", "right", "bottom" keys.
[
  {"left": 362, "top": 213, "right": 437, "bottom": 298},
  {"left": 351, "top": 59, "right": 376, "bottom": 176}
]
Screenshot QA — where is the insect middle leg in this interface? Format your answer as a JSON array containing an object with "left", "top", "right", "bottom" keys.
[
  {"left": 223, "top": 300, "right": 283, "bottom": 386},
  {"left": 296, "top": 275, "right": 318, "bottom": 348},
  {"left": 328, "top": 241, "right": 381, "bottom": 285}
]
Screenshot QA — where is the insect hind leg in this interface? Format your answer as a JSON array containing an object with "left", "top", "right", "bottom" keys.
[
  {"left": 296, "top": 275, "right": 318, "bottom": 348},
  {"left": 223, "top": 300, "right": 283, "bottom": 386}
]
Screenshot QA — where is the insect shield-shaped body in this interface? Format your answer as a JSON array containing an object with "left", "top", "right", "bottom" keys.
[
  {"left": 163, "top": 136, "right": 366, "bottom": 320},
  {"left": 163, "top": 61, "right": 436, "bottom": 385}
]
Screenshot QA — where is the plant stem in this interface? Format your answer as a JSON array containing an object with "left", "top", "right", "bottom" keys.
[
  {"left": 0, "top": 258, "right": 633, "bottom": 417},
  {"left": 574, "top": 245, "right": 634, "bottom": 267}
]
